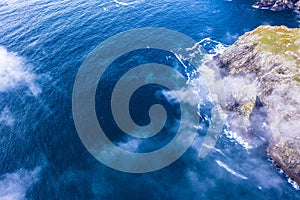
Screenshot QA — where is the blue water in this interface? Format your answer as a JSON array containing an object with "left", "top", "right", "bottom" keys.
[{"left": 1, "top": 0, "right": 300, "bottom": 199}]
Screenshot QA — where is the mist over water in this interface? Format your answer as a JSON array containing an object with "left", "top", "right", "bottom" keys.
[{"left": 0, "top": 0, "right": 300, "bottom": 199}]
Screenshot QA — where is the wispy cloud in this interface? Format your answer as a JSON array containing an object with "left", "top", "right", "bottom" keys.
[
  {"left": 0, "top": 46, "right": 41, "bottom": 96},
  {"left": 0, "top": 167, "right": 41, "bottom": 200}
]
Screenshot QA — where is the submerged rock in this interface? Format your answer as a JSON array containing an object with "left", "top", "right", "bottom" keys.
[
  {"left": 253, "top": 0, "right": 300, "bottom": 13},
  {"left": 213, "top": 25, "right": 300, "bottom": 184}
]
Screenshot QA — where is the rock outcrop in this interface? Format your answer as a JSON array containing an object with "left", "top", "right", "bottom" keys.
[
  {"left": 213, "top": 25, "right": 300, "bottom": 184},
  {"left": 253, "top": 0, "right": 300, "bottom": 13}
]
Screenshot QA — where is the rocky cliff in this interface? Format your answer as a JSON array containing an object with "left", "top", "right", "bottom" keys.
[
  {"left": 254, "top": 0, "right": 300, "bottom": 13},
  {"left": 213, "top": 25, "right": 300, "bottom": 185}
]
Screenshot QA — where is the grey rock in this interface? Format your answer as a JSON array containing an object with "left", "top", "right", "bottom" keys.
[
  {"left": 253, "top": 0, "right": 300, "bottom": 13},
  {"left": 213, "top": 25, "right": 300, "bottom": 184}
]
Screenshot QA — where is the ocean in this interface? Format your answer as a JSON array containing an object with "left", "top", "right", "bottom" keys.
[{"left": 0, "top": 0, "right": 300, "bottom": 199}]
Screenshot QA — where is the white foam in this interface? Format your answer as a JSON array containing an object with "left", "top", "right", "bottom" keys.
[
  {"left": 0, "top": 46, "right": 41, "bottom": 96},
  {"left": 112, "top": 0, "right": 142, "bottom": 6},
  {"left": 0, "top": 107, "right": 15, "bottom": 126},
  {"left": 199, "top": 38, "right": 228, "bottom": 55},
  {"left": 252, "top": 5, "right": 270, "bottom": 10},
  {"left": 252, "top": 5, "right": 260, "bottom": 9},
  {"left": 216, "top": 160, "right": 248, "bottom": 180},
  {"left": 0, "top": 167, "right": 41, "bottom": 200},
  {"left": 223, "top": 128, "right": 253, "bottom": 150},
  {"left": 203, "top": 143, "right": 226, "bottom": 157},
  {"left": 288, "top": 177, "right": 300, "bottom": 190}
]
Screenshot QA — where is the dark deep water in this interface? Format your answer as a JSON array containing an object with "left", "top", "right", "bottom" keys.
[{"left": 0, "top": 0, "right": 300, "bottom": 199}]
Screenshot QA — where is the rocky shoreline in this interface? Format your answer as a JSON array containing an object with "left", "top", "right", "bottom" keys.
[
  {"left": 253, "top": 0, "right": 300, "bottom": 13},
  {"left": 212, "top": 25, "right": 300, "bottom": 185}
]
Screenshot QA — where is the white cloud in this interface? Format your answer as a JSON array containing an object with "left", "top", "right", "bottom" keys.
[
  {"left": 0, "top": 46, "right": 41, "bottom": 96},
  {"left": 117, "top": 138, "right": 141, "bottom": 152},
  {"left": 0, "top": 107, "right": 15, "bottom": 126},
  {"left": 162, "top": 86, "right": 201, "bottom": 107},
  {"left": 0, "top": 167, "right": 41, "bottom": 200}
]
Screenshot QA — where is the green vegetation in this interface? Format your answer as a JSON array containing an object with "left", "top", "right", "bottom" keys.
[{"left": 253, "top": 26, "right": 300, "bottom": 66}]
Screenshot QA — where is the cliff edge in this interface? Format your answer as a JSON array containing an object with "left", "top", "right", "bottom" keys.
[{"left": 214, "top": 25, "right": 300, "bottom": 184}]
